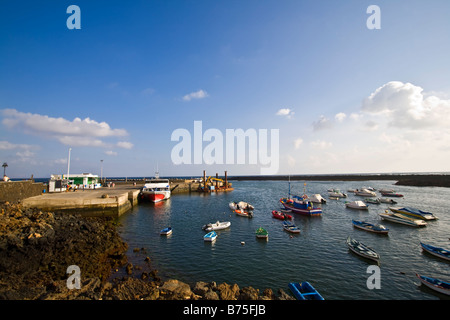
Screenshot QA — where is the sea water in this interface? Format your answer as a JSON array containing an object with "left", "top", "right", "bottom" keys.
[{"left": 117, "top": 180, "right": 450, "bottom": 300}]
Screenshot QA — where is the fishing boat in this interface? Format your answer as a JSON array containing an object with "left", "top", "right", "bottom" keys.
[
  {"left": 352, "top": 220, "right": 389, "bottom": 234},
  {"left": 204, "top": 231, "right": 217, "bottom": 242},
  {"left": 328, "top": 189, "right": 347, "bottom": 198},
  {"left": 235, "top": 209, "right": 253, "bottom": 218},
  {"left": 355, "top": 188, "right": 377, "bottom": 197},
  {"left": 365, "top": 198, "right": 380, "bottom": 204},
  {"left": 140, "top": 172, "right": 171, "bottom": 203},
  {"left": 202, "top": 221, "right": 231, "bottom": 232},
  {"left": 381, "top": 191, "right": 403, "bottom": 197},
  {"left": 420, "top": 243, "right": 450, "bottom": 261},
  {"left": 272, "top": 210, "right": 292, "bottom": 220},
  {"left": 389, "top": 207, "right": 437, "bottom": 220},
  {"left": 288, "top": 282, "right": 324, "bottom": 300},
  {"left": 229, "top": 201, "right": 254, "bottom": 211},
  {"left": 346, "top": 236, "right": 380, "bottom": 262},
  {"left": 280, "top": 197, "right": 322, "bottom": 216},
  {"left": 255, "top": 227, "right": 269, "bottom": 239},
  {"left": 379, "top": 198, "right": 397, "bottom": 204},
  {"left": 283, "top": 221, "right": 301, "bottom": 234},
  {"left": 308, "top": 194, "right": 327, "bottom": 204},
  {"left": 379, "top": 212, "right": 427, "bottom": 227},
  {"left": 160, "top": 227, "right": 172, "bottom": 236},
  {"left": 345, "top": 200, "right": 368, "bottom": 210},
  {"left": 416, "top": 274, "right": 450, "bottom": 296}
]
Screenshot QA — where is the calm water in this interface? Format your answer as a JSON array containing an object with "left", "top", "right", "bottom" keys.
[{"left": 117, "top": 180, "right": 450, "bottom": 300}]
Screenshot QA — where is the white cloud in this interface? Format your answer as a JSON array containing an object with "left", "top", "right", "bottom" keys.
[
  {"left": 116, "top": 141, "right": 133, "bottom": 149},
  {"left": 362, "top": 81, "right": 450, "bottom": 129},
  {"left": 312, "top": 115, "right": 332, "bottom": 131},
  {"left": 294, "top": 137, "right": 303, "bottom": 149},
  {"left": 276, "top": 108, "right": 295, "bottom": 118},
  {"left": 182, "top": 89, "right": 208, "bottom": 101},
  {"left": 105, "top": 150, "right": 118, "bottom": 156},
  {"left": 0, "top": 140, "right": 35, "bottom": 150},
  {"left": 335, "top": 112, "right": 346, "bottom": 122},
  {"left": 1, "top": 109, "right": 131, "bottom": 149}
]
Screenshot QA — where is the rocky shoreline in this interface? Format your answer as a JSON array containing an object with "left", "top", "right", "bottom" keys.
[{"left": 0, "top": 202, "right": 294, "bottom": 300}]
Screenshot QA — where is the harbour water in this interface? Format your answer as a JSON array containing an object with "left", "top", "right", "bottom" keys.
[{"left": 117, "top": 179, "right": 450, "bottom": 300}]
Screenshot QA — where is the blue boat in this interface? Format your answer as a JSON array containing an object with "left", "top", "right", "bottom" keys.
[
  {"left": 288, "top": 282, "right": 324, "bottom": 300},
  {"left": 160, "top": 227, "right": 172, "bottom": 235},
  {"left": 282, "top": 221, "right": 301, "bottom": 234},
  {"left": 204, "top": 231, "right": 217, "bottom": 242},
  {"left": 416, "top": 274, "right": 450, "bottom": 296},
  {"left": 420, "top": 242, "right": 450, "bottom": 261},
  {"left": 352, "top": 220, "right": 389, "bottom": 234}
]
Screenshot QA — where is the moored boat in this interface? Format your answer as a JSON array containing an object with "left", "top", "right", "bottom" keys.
[
  {"left": 365, "top": 198, "right": 380, "bottom": 204},
  {"left": 346, "top": 236, "right": 380, "bottom": 262},
  {"left": 420, "top": 243, "right": 450, "bottom": 261},
  {"left": 204, "top": 231, "right": 217, "bottom": 242},
  {"left": 345, "top": 200, "right": 368, "bottom": 210},
  {"left": 202, "top": 221, "right": 231, "bottom": 232},
  {"left": 235, "top": 209, "right": 253, "bottom": 218},
  {"left": 379, "top": 212, "right": 427, "bottom": 227},
  {"left": 255, "top": 227, "right": 269, "bottom": 239},
  {"left": 416, "top": 274, "right": 450, "bottom": 296},
  {"left": 272, "top": 210, "right": 292, "bottom": 220},
  {"left": 288, "top": 282, "right": 324, "bottom": 300},
  {"left": 229, "top": 201, "right": 254, "bottom": 211},
  {"left": 389, "top": 207, "right": 437, "bottom": 220},
  {"left": 328, "top": 189, "right": 347, "bottom": 198},
  {"left": 379, "top": 198, "right": 397, "bottom": 204},
  {"left": 140, "top": 173, "right": 171, "bottom": 203},
  {"left": 352, "top": 220, "right": 389, "bottom": 234},
  {"left": 280, "top": 197, "right": 322, "bottom": 216},
  {"left": 283, "top": 220, "right": 301, "bottom": 234},
  {"left": 160, "top": 227, "right": 172, "bottom": 235},
  {"left": 381, "top": 191, "right": 403, "bottom": 197},
  {"left": 308, "top": 194, "right": 327, "bottom": 204},
  {"left": 355, "top": 188, "right": 377, "bottom": 197}
]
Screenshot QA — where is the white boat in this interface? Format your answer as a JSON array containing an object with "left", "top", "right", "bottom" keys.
[
  {"left": 140, "top": 172, "right": 171, "bottom": 203},
  {"left": 202, "top": 221, "right": 231, "bottom": 232},
  {"left": 229, "top": 201, "right": 254, "bottom": 211},
  {"left": 389, "top": 207, "right": 437, "bottom": 220},
  {"left": 204, "top": 231, "right": 217, "bottom": 242},
  {"left": 416, "top": 274, "right": 450, "bottom": 296},
  {"left": 355, "top": 188, "right": 377, "bottom": 197},
  {"left": 345, "top": 200, "right": 368, "bottom": 210},
  {"left": 379, "top": 197, "right": 397, "bottom": 204},
  {"left": 308, "top": 194, "right": 327, "bottom": 204},
  {"left": 379, "top": 212, "right": 427, "bottom": 227},
  {"left": 328, "top": 189, "right": 347, "bottom": 198}
]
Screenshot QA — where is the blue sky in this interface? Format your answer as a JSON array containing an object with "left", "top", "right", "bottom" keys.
[{"left": 1, "top": 1, "right": 450, "bottom": 178}]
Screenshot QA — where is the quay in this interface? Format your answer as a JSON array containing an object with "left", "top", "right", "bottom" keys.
[{"left": 22, "top": 185, "right": 140, "bottom": 218}]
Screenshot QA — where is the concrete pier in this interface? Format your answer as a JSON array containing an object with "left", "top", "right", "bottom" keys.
[{"left": 22, "top": 185, "right": 140, "bottom": 218}]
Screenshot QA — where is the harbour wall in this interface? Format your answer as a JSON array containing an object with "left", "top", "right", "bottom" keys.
[{"left": 0, "top": 180, "right": 45, "bottom": 203}]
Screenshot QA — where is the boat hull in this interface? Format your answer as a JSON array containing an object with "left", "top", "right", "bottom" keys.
[
  {"left": 141, "top": 191, "right": 170, "bottom": 203},
  {"left": 379, "top": 213, "right": 427, "bottom": 227},
  {"left": 280, "top": 198, "right": 322, "bottom": 216},
  {"left": 389, "top": 207, "right": 436, "bottom": 220},
  {"left": 346, "top": 237, "right": 380, "bottom": 262},
  {"left": 352, "top": 220, "right": 389, "bottom": 234},
  {"left": 416, "top": 274, "right": 450, "bottom": 296},
  {"left": 288, "top": 282, "right": 324, "bottom": 300},
  {"left": 420, "top": 243, "right": 450, "bottom": 261}
]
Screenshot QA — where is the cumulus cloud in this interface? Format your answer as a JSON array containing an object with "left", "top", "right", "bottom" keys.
[
  {"left": 1, "top": 109, "right": 132, "bottom": 149},
  {"left": 312, "top": 115, "right": 332, "bottom": 131},
  {"left": 105, "top": 150, "right": 118, "bottom": 156},
  {"left": 116, "top": 141, "right": 133, "bottom": 149},
  {"left": 362, "top": 81, "right": 450, "bottom": 129},
  {"left": 294, "top": 137, "right": 303, "bottom": 149},
  {"left": 276, "top": 108, "right": 295, "bottom": 118},
  {"left": 182, "top": 89, "right": 208, "bottom": 101},
  {"left": 335, "top": 112, "right": 347, "bottom": 122}
]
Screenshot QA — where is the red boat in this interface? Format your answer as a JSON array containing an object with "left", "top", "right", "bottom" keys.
[{"left": 272, "top": 210, "right": 293, "bottom": 220}]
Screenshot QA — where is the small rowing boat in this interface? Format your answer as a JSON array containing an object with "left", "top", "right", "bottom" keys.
[
  {"left": 204, "top": 231, "right": 217, "bottom": 242},
  {"left": 416, "top": 274, "right": 450, "bottom": 296},
  {"left": 288, "top": 282, "right": 324, "bottom": 300},
  {"left": 346, "top": 236, "right": 380, "bottom": 262},
  {"left": 255, "top": 227, "right": 269, "bottom": 239},
  {"left": 352, "top": 220, "right": 389, "bottom": 234},
  {"left": 235, "top": 209, "right": 253, "bottom": 218},
  {"left": 202, "top": 221, "right": 231, "bottom": 232},
  {"left": 420, "top": 242, "right": 450, "bottom": 261},
  {"left": 282, "top": 221, "right": 301, "bottom": 234},
  {"left": 160, "top": 227, "right": 172, "bottom": 236}
]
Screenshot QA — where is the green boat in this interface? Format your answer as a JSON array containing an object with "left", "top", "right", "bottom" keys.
[{"left": 255, "top": 227, "right": 269, "bottom": 239}]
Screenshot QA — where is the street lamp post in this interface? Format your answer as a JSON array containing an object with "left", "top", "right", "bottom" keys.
[
  {"left": 100, "top": 159, "right": 103, "bottom": 184},
  {"left": 67, "top": 148, "right": 72, "bottom": 183}
]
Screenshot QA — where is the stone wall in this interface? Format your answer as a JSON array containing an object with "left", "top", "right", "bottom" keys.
[{"left": 0, "top": 180, "right": 45, "bottom": 203}]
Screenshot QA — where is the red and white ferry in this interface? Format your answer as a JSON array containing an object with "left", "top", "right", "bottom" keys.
[{"left": 140, "top": 173, "right": 171, "bottom": 203}]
